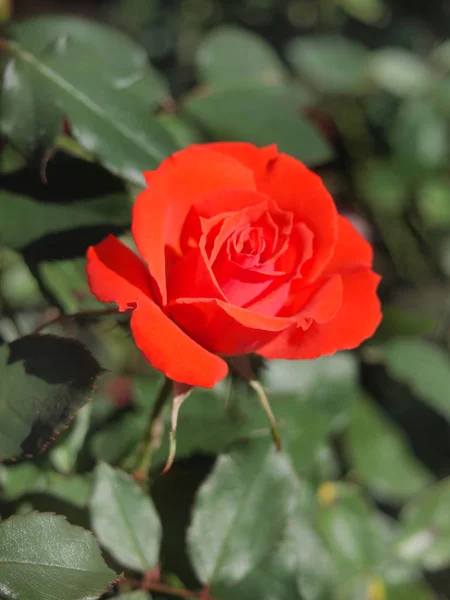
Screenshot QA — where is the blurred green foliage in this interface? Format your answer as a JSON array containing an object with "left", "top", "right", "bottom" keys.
[{"left": 1, "top": 0, "right": 450, "bottom": 599}]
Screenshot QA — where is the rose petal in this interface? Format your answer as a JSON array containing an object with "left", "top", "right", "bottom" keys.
[
  {"left": 133, "top": 146, "right": 256, "bottom": 303},
  {"left": 257, "top": 153, "right": 337, "bottom": 281},
  {"left": 131, "top": 295, "right": 228, "bottom": 388},
  {"left": 324, "top": 215, "right": 373, "bottom": 275},
  {"left": 206, "top": 143, "right": 338, "bottom": 282},
  {"left": 167, "top": 246, "right": 225, "bottom": 303},
  {"left": 258, "top": 269, "right": 381, "bottom": 359},
  {"left": 169, "top": 298, "right": 294, "bottom": 356},
  {"left": 206, "top": 142, "right": 279, "bottom": 174},
  {"left": 86, "top": 235, "right": 155, "bottom": 311}
]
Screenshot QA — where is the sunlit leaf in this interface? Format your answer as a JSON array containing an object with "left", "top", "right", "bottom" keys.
[
  {"left": 0, "top": 513, "right": 116, "bottom": 600},
  {"left": 90, "top": 463, "right": 162, "bottom": 572}
]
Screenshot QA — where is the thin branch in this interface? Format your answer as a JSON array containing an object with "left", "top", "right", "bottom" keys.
[
  {"left": 123, "top": 578, "right": 219, "bottom": 600},
  {"left": 133, "top": 376, "right": 173, "bottom": 484},
  {"left": 33, "top": 307, "right": 121, "bottom": 333}
]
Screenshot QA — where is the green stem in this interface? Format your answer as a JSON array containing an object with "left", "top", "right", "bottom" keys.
[
  {"left": 133, "top": 377, "right": 172, "bottom": 484},
  {"left": 34, "top": 307, "right": 121, "bottom": 333}
]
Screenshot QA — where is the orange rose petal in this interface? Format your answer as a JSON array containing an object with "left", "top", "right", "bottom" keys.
[
  {"left": 86, "top": 235, "right": 155, "bottom": 311},
  {"left": 132, "top": 146, "right": 256, "bottom": 304},
  {"left": 324, "top": 215, "right": 373, "bottom": 275},
  {"left": 258, "top": 269, "right": 381, "bottom": 359},
  {"left": 170, "top": 297, "right": 294, "bottom": 356},
  {"left": 131, "top": 295, "right": 228, "bottom": 388}
]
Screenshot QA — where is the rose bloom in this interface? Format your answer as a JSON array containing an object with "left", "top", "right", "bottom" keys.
[{"left": 87, "top": 143, "right": 381, "bottom": 388}]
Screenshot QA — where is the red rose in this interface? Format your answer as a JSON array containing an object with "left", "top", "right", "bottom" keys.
[{"left": 86, "top": 143, "right": 381, "bottom": 388}]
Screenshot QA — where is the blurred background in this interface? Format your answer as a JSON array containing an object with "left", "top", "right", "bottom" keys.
[{"left": 1, "top": 1, "right": 450, "bottom": 599}]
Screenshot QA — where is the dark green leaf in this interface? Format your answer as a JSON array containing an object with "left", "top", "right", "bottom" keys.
[
  {"left": 13, "top": 16, "right": 148, "bottom": 85},
  {"left": 1, "top": 58, "right": 61, "bottom": 155},
  {"left": 417, "top": 177, "right": 450, "bottom": 228},
  {"left": 0, "top": 463, "right": 90, "bottom": 507},
  {"left": 49, "top": 404, "right": 92, "bottom": 474},
  {"left": 287, "top": 35, "right": 369, "bottom": 95},
  {"left": 0, "top": 143, "right": 27, "bottom": 174},
  {"left": 90, "top": 463, "right": 162, "bottom": 572},
  {"left": 0, "top": 334, "right": 101, "bottom": 460},
  {"left": 0, "top": 513, "right": 116, "bottom": 600},
  {"left": 0, "top": 191, "right": 130, "bottom": 251},
  {"left": 39, "top": 258, "right": 108, "bottom": 313},
  {"left": 390, "top": 99, "right": 449, "bottom": 171},
  {"left": 379, "top": 339, "right": 450, "bottom": 421},
  {"left": 369, "top": 48, "right": 435, "bottom": 97},
  {"left": 197, "top": 25, "right": 287, "bottom": 86},
  {"left": 187, "top": 439, "right": 297, "bottom": 586},
  {"left": 356, "top": 160, "right": 409, "bottom": 215},
  {"left": 7, "top": 39, "right": 177, "bottom": 185},
  {"left": 397, "top": 479, "right": 450, "bottom": 570},
  {"left": 183, "top": 85, "right": 334, "bottom": 166},
  {"left": 345, "top": 395, "right": 432, "bottom": 502}
]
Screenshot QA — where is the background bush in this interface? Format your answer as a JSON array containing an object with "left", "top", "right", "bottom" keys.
[{"left": 1, "top": 1, "right": 450, "bottom": 599}]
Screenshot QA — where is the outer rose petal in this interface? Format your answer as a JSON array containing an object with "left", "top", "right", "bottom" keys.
[
  {"left": 131, "top": 296, "right": 228, "bottom": 388},
  {"left": 169, "top": 298, "right": 294, "bottom": 356},
  {"left": 133, "top": 146, "right": 256, "bottom": 303},
  {"left": 324, "top": 215, "right": 373, "bottom": 275},
  {"left": 206, "top": 143, "right": 337, "bottom": 282},
  {"left": 258, "top": 269, "right": 381, "bottom": 359},
  {"left": 86, "top": 235, "right": 154, "bottom": 311},
  {"left": 87, "top": 235, "right": 228, "bottom": 388}
]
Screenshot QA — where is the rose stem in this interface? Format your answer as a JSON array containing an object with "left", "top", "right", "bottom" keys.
[
  {"left": 163, "top": 383, "right": 193, "bottom": 473},
  {"left": 230, "top": 357, "right": 282, "bottom": 451},
  {"left": 248, "top": 379, "right": 282, "bottom": 451},
  {"left": 133, "top": 376, "right": 173, "bottom": 484}
]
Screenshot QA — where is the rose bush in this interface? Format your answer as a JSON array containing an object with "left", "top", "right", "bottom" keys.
[{"left": 86, "top": 142, "right": 381, "bottom": 387}]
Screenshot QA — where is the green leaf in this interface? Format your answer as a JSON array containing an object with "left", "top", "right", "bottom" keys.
[
  {"left": 356, "top": 160, "right": 409, "bottom": 215},
  {"left": 49, "top": 403, "right": 93, "bottom": 474},
  {"left": 90, "top": 463, "right": 162, "bottom": 572},
  {"left": 433, "top": 39, "right": 450, "bottom": 73},
  {"left": 187, "top": 438, "right": 297, "bottom": 586},
  {"left": 1, "top": 58, "right": 61, "bottom": 155},
  {"left": 390, "top": 99, "right": 449, "bottom": 171},
  {"left": 0, "top": 512, "right": 116, "bottom": 600},
  {"left": 0, "top": 334, "right": 101, "bottom": 460},
  {"left": 417, "top": 177, "right": 450, "bottom": 228},
  {"left": 211, "top": 521, "right": 303, "bottom": 600},
  {"left": 197, "top": 25, "right": 287, "bottom": 86},
  {"left": 0, "top": 143, "right": 26, "bottom": 174},
  {"left": 379, "top": 339, "right": 450, "bottom": 421},
  {"left": 345, "top": 395, "right": 432, "bottom": 502},
  {"left": 115, "top": 593, "right": 151, "bottom": 600},
  {"left": 13, "top": 16, "right": 148, "bottom": 85},
  {"left": 265, "top": 354, "right": 359, "bottom": 476},
  {"left": 183, "top": 85, "right": 333, "bottom": 167},
  {"left": 316, "top": 484, "right": 386, "bottom": 580},
  {"left": 385, "top": 582, "right": 436, "bottom": 600},
  {"left": 39, "top": 258, "right": 108, "bottom": 313},
  {"left": 91, "top": 412, "right": 146, "bottom": 466},
  {"left": 287, "top": 35, "right": 369, "bottom": 95},
  {"left": 158, "top": 115, "right": 205, "bottom": 148},
  {"left": 0, "top": 463, "right": 91, "bottom": 507},
  {"left": 0, "top": 191, "right": 130, "bottom": 251},
  {"left": 396, "top": 479, "right": 450, "bottom": 570},
  {"left": 7, "top": 38, "right": 177, "bottom": 185},
  {"left": 338, "top": 0, "right": 387, "bottom": 24},
  {"left": 369, "top": 48, "right": 435, "bottom": 97}
]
